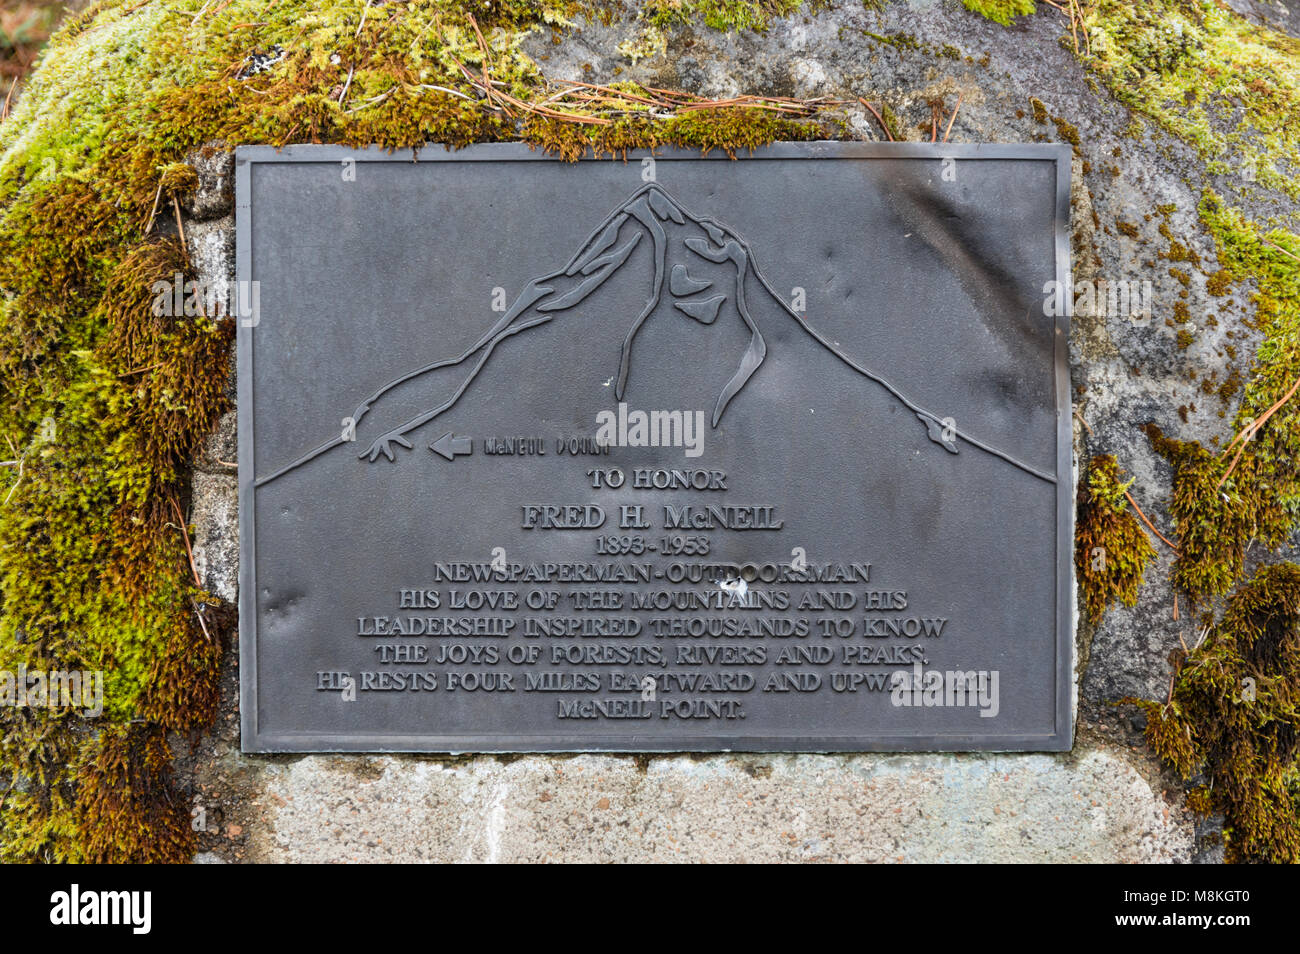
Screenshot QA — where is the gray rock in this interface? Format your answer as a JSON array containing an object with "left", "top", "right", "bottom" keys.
[
  {"left": 238, "top": 748, "right": 1193, "bottom": 863},
  {"left": 1224, "top": 0, "right": 1300, "bottom": 37},
  {"left": 184, "top": 145, "right": 235, "bottom": 221},
  {"left": 190, "top": 472, "right": 238, "bottom": 604},
  {"left": 198, "top": 408, "right": 237, "bottom": 475},
  {"left": 186, "top": 215, "right": 235, "bottom": 311}
]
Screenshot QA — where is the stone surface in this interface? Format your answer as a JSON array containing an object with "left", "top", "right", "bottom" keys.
[
  {"left": 1226, "top": 0, "right": 1300, "bottom": 36},
  {"left": 184, "top": 144, "right": 236, "bottom": 221},
  {"left": 198, "top": 409, "right": 237, "bottom": 474},
  {"left": 189, "top": 207, "right": 239, "bottom": 606},
  {"left": 186, "top": 215, "right": 234, "bottom": 310},
  {"left": 191, "top": 471, "right": 239, "bottom": 604},
  {"left": 228, "top": 746, "right": 1191, "bottom": 863}
]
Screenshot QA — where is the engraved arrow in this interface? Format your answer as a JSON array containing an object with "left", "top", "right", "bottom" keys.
[{"left": 430, "top": 432, "right": 473, "bottom": 461}]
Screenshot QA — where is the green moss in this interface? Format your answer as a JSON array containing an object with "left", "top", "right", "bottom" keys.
[
  {"left": 1158, "top": 221, "right": 1202, "bottom": 267},
  {"left": 1217, "top": 367, "right": 1242, "bottom": 404},
  {"left": 1136, "top": 562, "right": 1300, "bottom": 863},
  {"left": 1084, "top": 0, "right": 1300, "bottom": 200},
  {"left": 1050, "top": 114, "right": 1080, "bottom": 146},
  {"left": 615, "top": 22, "right": 669, "bottom": 63},
  {"left": 961, "top": 0, "right": 1036, "bottom": 28},
  {"left": 1050, "top": 3, "right": 1300, "bottom": 859},
  {"left": 74, "top": 723, "right": 194, "bottom": 863},
  {"left": 1075, "top": 455, "right": 1158, "bottom": 623},
  {"left": 879, "top": 102, "right": 903, "bottom": 142},
  {"left": 0, "top": 0, "right": 830, "bottom": 862},
  {"left": 1206, "top": 268, "right": 1233, "bottom": 296},
  {"left": 157, "top": 162, "right": 199, "bottom": 198},
  {"left": 865, "top": 31, "right": 922, "bottom": 53},
  {"left": 1139, "top": 194, "right": 1299, "bottom": 611},
  {"left": 642, "top": 0, "right": 802, "bottom": 32}
]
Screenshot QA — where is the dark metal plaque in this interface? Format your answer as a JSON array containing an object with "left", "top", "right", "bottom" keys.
[{"left": 237, "top": 142, "right": 1073, "bottom": 753}]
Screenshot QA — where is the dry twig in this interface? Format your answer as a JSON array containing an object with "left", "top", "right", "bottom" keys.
[
  {"left": 857, "top": 97, "right": 894, "bottom": 142},
  {"left": 1217, "top": 373, "right": 1300, "bottom": 490},
  {"left": 942, "top": 92, "right": 964, "bottom": 143},
  {"left": 172, "top": 193, "right": 189, "bottom": 262},
  {"left": 1124, "top": 489, "right": 1180, "bottom": 552},
  {"left": 170, "top": 496, "right": 204, "bottom": 590}
]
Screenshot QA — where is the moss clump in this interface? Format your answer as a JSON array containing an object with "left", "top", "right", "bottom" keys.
[
  {"left": 1206, "top": 268, "right": 1233, "bottom": 296},
  {"left": 665, "top": 106, "right": 823, "bottom": 155},
  {"left": 1075, "top": 456, "right": 1157, "bottom": 623},
  {"left": 0, "top": 233, "right": 230, "bottom": 861},
  {"left": 157, "top": 162, "right": 199, "bottom": 199},
  {"left": 1136, "top": 562, "right": 1300, "bottom": 862},
  {"left": 642, "top": 0, "right": 802, "bottom": 32},
  {"left": 615, "top": 22, "right": 669, "bottom": 63},
  {"left": 1158, "top": 221, "right": 1202, "bottom": 267},
  {"left": 74, "top": 723, "right": 195, "bottom": 863},
  {"left": 962, "top": 1, "right": 1036, "bottom": 28},
  {"left": 865, "top": 31, "right": 922, "bottom": 53},
  {"left": 0, "top": 0, "right": 831, "bottom": 862},
  {"left": 1141, "top": 198, "right": 1300, "bottom": 604},
  {"left": 521, "top": 106, "right": 821, "bottom": 161},
  {"left": 878, "top": 102, "right": 903, "bottom": 142},
  {"left": 1050, "top": 114, "right": 1079, "bottom": 146},
  {"left": 1198, "top": 197, "right": 1300, "bottom": 484},
  {"left": 1145, "top": 424, "right": 1262, "bottom": 599},
  {"left": 1084, "top": 0, "right": 1300, "bottom": 199}
]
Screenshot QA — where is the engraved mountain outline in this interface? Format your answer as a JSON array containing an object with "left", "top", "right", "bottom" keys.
[{"left": 255, "top": 183, "right": 1056, "bottom": 488}]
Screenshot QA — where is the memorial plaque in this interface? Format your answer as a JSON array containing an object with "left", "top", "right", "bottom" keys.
[{"left": 237, "top": 142, "right": 1073, "bottom": 752}]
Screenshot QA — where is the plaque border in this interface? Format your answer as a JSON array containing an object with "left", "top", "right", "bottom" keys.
[{"left": 236, "top": 141, "right": 1075, "bottom": 753}]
